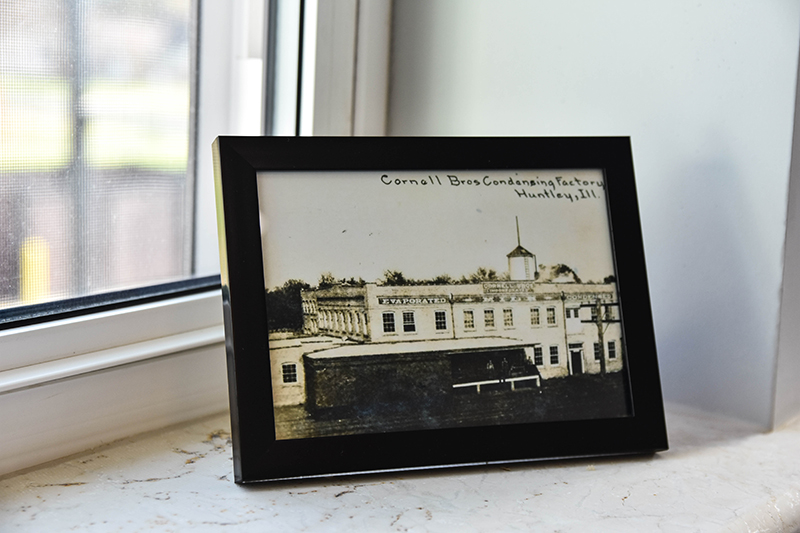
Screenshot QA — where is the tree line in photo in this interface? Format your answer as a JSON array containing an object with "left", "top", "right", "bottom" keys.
[
  {"left": 265, "top": 265, "right": 615, "bottom": 332},
  {"left": 265, "top": 266, "right": 504, "bottom": 332}
]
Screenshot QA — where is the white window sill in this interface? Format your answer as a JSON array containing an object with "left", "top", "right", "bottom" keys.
[
  {"left": 2, "top": 403, "right": 799, "bottom": 531},
  {"left": 0, "top": 289, "right": 227, "bottom": 477}
]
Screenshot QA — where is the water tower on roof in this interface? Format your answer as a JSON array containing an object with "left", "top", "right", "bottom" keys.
[{"left": 507, "top": 217, "right": 537, "bottom": 281}]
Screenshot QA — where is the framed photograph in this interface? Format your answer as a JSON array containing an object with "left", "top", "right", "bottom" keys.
[{"left": 212, "top": 136, "right": 667, "bottom": 483}]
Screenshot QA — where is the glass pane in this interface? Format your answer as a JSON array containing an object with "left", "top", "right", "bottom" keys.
[{"left": 0, "top": 0, "right": 195, "bottom": 309}]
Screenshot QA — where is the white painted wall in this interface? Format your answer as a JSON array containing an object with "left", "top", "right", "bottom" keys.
[{"left": 388, "top": 0, "right": 800, "bottom": 427}]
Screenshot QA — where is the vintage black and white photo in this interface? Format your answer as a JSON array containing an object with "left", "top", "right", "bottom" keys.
[{"left": 257, "top": 169, "right": 632, "bottom": 440}]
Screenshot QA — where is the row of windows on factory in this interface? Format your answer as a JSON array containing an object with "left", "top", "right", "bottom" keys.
[
  {"left": 530, "top": 341, "right": 617, "bottom": 366},
  {"left": 318, "top": 309, "right": 369, "bottom": 336},
  {"left": 302, "top": 299, "right": 318, "bottom": 315},
  {"left": 381, "top": 305, "right": 596, "bottom": 334}
]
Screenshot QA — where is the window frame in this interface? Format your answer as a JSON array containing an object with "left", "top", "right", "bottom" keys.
[
  {"left": 533, "top": 345, "right": 543, "bottom": 366},
  {"left": 503, "top": 308, "right": 514, "bottom": 328},
  {"left": 434, "top": 309, "right": 448, "bottom": 331},
  {"left": 546, "top": 306, "right": 557, "bottom": 326},
  {"left": 402, "top": 310, "right": 416, "bottom": 333},
  {"left": 281, "top": 362, "right": 298, "bottom": 383},
  {"left": 484, "top": 308, "right": 496, "bottom": 329},
  {"left": 0, "top": 0, "right": 394, "bottom": 478},
  {"left": 382, "top": 311, "right": 396, "bottom": 333},
  {"left": 463, "top": 309, "right": 475, "bottom": 330},
  {"left": 530, "top": 306, "right": 540, "bottom": 326},
  {"left": 0, "top": 0, "right": 223, "bottom": 371},
  {"left": 549, "top": 345, "right": 560, "bottom": 365},
  {"left": 0, "top": 0, "right": 233, "bottom": 468}
]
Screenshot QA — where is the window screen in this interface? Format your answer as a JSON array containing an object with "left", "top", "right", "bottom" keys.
[{"left": 0, "top": 0, "right": 196, "bottom": 310}]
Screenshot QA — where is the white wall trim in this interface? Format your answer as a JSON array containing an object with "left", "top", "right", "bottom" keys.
[
  {"left": 194, "top": 1, "right": 227, "bottom": 276},
  {"left": 230, "top": 0, "right": 266, "bottom": 135},
  {"left": 0, "top": 291, "right": 223, "bottom": 373},
  {"left": 0, "top": 342, "right": 228, "bottom": 478},
  {"left": 1, "top": 288, "right": 226, "bottom": 477},
  {"left": 773, "top": 36, "right": 800, "bottom": 429},
  {"left": 0, "top": 325, "right": 224, "bottom": 395},
  {"left": 299, "top": 0, "right": 392, "bottom": 136},
  {"left": 271, "top": 0, "right": 302, "bottom": 135},
  {"left": 353, "top": 0, "right": 392, "bottom": 136},
  {"left": 308, "top": 0, "right": 358, "bottom": 135},
  {"left": 298, "top": 0, "right": 320, "bottom": 135},
  {"left": 0, "top": 0, "right": 250, "bottom": 478}
]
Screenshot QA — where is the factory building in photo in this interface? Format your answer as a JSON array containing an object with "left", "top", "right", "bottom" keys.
[
  {"left": 267, "top": 238, "right": 625, "bottom": 418},
  {"left": 299, "top": 277, "right": 622, "bottom": 379}
]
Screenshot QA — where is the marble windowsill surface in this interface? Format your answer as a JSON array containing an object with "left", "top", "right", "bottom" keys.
[{"left": 2, "top": 404, "right": 799, "bottom": 532}]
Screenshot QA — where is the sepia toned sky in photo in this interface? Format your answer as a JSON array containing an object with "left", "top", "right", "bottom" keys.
[{"left": 257, "top": 169, "right": 616, "bottom": 289}]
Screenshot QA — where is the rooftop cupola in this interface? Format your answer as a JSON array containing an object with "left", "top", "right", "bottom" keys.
[{"left": 507, "top": 217, "right": 537, "bottom": 280}]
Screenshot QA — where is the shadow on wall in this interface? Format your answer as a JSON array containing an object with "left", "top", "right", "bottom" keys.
[{"left": 646, "top": 137, "right": 775, "bottom": 426}]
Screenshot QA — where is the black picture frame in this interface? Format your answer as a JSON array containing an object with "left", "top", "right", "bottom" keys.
[{"left": 212, "top": 136, "right": 667, "bottom": 483}]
